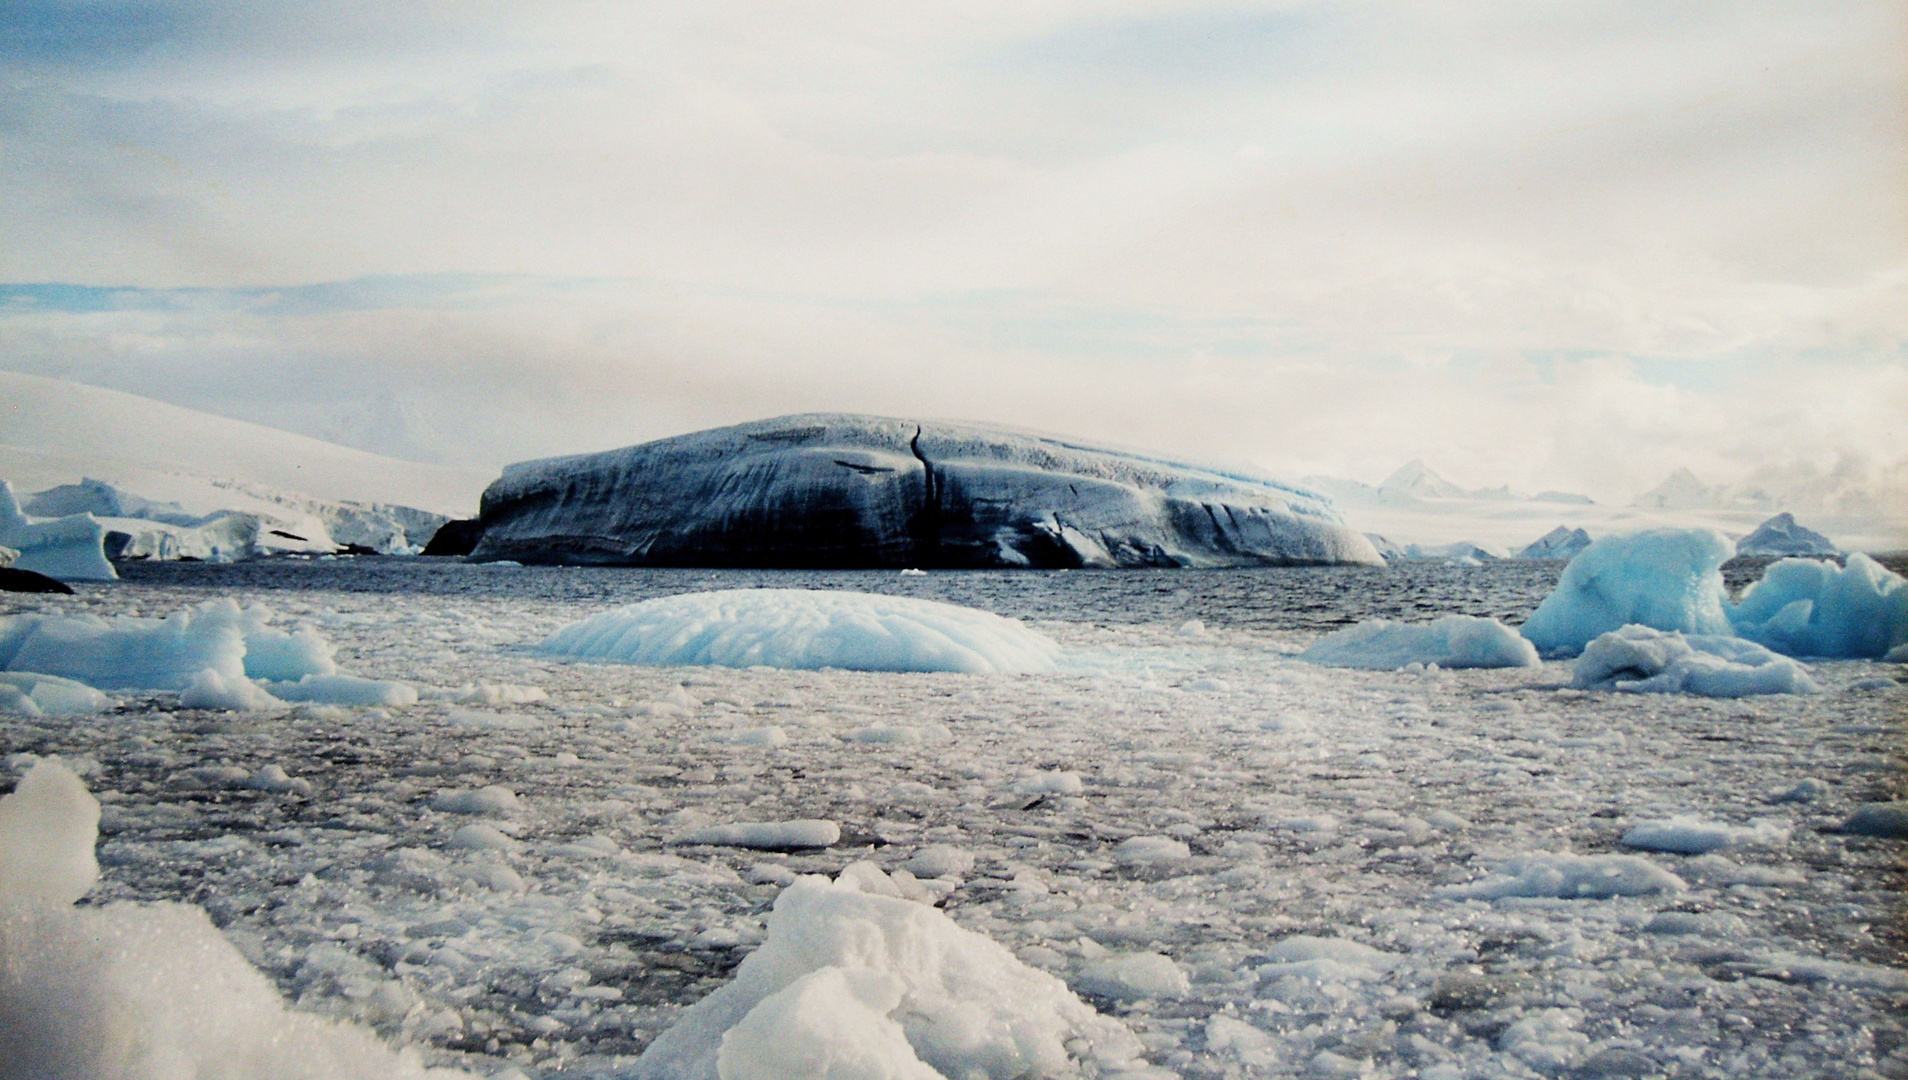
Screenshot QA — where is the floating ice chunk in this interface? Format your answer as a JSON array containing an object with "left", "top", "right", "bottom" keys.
[
  {"left": 1769, "top": 778, "right": 1829, "bottom": 804},
  {"left": 0, "top": 479, "right": 116, "bottom": 581},
  {"left": 716, "top": 966, "right": 945, "bottom": 1080},
  {"left": 1177, "top": 619, "right": 1207, "bottom": 637},
  {"left": 0, "top": 760, "right": 100, "bottom": 906},
  {"left": 265, "top": 674, "right": 418, "bottom": 708},
  {"left": 1440, "top": 852, "right": 1685, "bottom": 899},
  {"left": 1520, "top": 528, "right": 1735, "bottom": 656},
  {"left": 1620, "top": 816, "right": 1790, "bottom": 854},
  {"left": 445, "top": 682, "right": 548, "bottom": 706},
  {"left": 902, "top": 844, "right": 975, "bottom": 879},
  {"left": 180, "top": 668, "right": 288, "bottom": 712},
  {"left": 1258, "top": 936, "right": 1396, "bottom": 970},
  {"left": 245, "top": 764, "right": 310, "bottom": 795},
  {"left": 1112, "top": 836, "right": 1191, "bottom": 865},
  {"left": 1497, "top": 1008, "right": 1589, "bottom": 1072},
  {"left": 1745, "top": 953, "right": 1908, "bottom": 989},
  {"left": 448, "top": 824, "right": 521, "bottom": 853},
  {"left": 1076, "top": 951, "right": 1190, "bottom": 1000},
  {"left": 541, "top": 589, "right": 1063, "bottom": 673},
  {"left": 445, "top": 708, "right": 539, "bottom": 730},
  {"left": 716, "top": 725, "right": 789, "bottom": 747},
  {"left": 631, "top": 871, "right": 1144, "bottom": 1080},
  {"left": 0, "top": 599, "right": 335, "bottom": 691},
  {"left": 1727, "top": 553, "right": 1908, "bottom": 658},
  {"left": 1644, "top": 911, "right": 1747, "bottom": 936},
  {"left": 429, "top": 786, "right": 520, "bottom": 814},
  {"left": 1838, "top": 802, "right": 1908, "bottom": 838},
  {"left": 0, "top": 672, "right": 109, "bottom": 716},
  {"left": 1012, "top": 770, "right": 1084, "bottom": 795},
  {"left": 1573, "top": 625, "right": 1819, "bottom": 697},
  {"left": 674, "top": 820, "right": 840, "bottom": 851},
  {"left": 1299, "top": 615, "right": 1539, "bottom": 670}
]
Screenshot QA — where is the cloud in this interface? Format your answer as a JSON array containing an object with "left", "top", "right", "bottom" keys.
[{"left": 0, "top": 1, "right": 1900, "bottom": 520}]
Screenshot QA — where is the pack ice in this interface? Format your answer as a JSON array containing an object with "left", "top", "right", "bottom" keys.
[
  {"left": 1298, "top": 615, "right": 1539, "bottom": 670},
  {"left": 0, "top": 760, "right": 471, "bottom": 1080},
  {"left": 541, "top": 589, "right": 1064, "bottom": 673},
  {"left": 469, "top": 414, "right": 1381, "bottom": 568},
  {"left": 631, "top": 866, "right": 1146, "bottom": 1080}
]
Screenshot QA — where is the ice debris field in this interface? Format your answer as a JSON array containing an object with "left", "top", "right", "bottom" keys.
[{"left": 0, "top": 528, "right": 1903, "bottom": 1080}]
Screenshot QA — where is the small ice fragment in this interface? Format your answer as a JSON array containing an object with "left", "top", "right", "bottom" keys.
[
  {"left": 180, "top": 669, "right": 287, "bottom": 712},
  {"left": 0, "top": 759, "right": 99, "bottom": 905},
  {"left": 1620, "top": 816, "right": 1789, "bottom": 854},
  {"left": 1769, "top": 778, "right": 1829, "bottom": 804},
  {"left": 1076, "top": 951, "right": 1190, "bottom": 1000},
  {"left": 901, "top": 845, "right": 975, "bottom": 879},
  {"left": 448, "top": 824, "right": 522, "bottom": 852},
  {"left": 244, "top": 765, "right": 310, "bottom": 796},
  {"left": 1112, "top": 836, "right": 1191, "bottom": 865},
  {"left": 429, "top": 786, "right": 520, "bottom": 814},
  {"left": 1183, "top": 677, "right": 1229, "bottom": 692},
  {"left": 1439, "top": 852, "right": 1685, "bottom": 899},
  {"left": 674, "top": 820, "right": 841, "bottom": 851},
  {"left": 1012, "top": 771, "right": 1084, "bottom": 795},
  {"left": 1177, "top": 619, "right": 1207, "bottom": 637},
  {"left": 1299, "top": 615, "right": 1539, "bottom": 670},
  {"left": 1839, "top": 802, "right": 1908, "bottom": 838}
]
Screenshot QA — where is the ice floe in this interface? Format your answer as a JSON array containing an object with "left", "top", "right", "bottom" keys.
[
  {"left": 1572, "top": 625, "right": 1820, "bottom": 696},
  {"left": 1299, "top": 614, "right": 1539, "bottom": 670},
  {"left": 1620, "top": 816, "right": 1791, "bottom": 854},
  {"left": 541, "top": 589, "right": 1063, "bottom": 673},
  {"left": 1439, "top": 853, "right": 1686, "bottom": 899}
]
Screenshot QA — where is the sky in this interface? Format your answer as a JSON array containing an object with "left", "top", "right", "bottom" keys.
[{"left": 1, "top": 0, "right": 1903, "bottom": 508}]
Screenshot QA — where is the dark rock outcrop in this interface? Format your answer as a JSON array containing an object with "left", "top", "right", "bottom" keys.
[
  {"left": 468, "top": 415, "right": 1381, "bottom": 569},
  {"left": 0, "top": 568, "right": 75, "bottom": 594},
  {"left": 421, "top": 518, "right": 485, "bottom": 557}
]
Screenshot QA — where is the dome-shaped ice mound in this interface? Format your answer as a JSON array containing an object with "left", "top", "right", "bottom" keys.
[{"left": 540, "top": 589, "right": 1062, "bottom": 673}]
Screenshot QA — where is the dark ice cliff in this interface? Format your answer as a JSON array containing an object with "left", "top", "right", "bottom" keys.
[{"left": 464, "top": 415, "right": 1382, "bottom": 568}]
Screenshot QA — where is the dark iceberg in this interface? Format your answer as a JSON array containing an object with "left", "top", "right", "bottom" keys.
[{"left": 468, "top": 415, "right": 1381, "bottom": 569}]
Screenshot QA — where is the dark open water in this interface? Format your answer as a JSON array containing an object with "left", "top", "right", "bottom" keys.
[{"left": 109, "top": 553, "right": 1904, "bottom": 633}]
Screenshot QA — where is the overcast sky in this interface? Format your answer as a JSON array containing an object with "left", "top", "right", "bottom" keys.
[{"left": 1, "top": 0, "right": 1902, "bottom": 505}]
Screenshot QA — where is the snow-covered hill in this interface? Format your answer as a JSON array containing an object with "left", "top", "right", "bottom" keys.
[{"left": 0, "top": 372, "right": 486, "bottom": 518}]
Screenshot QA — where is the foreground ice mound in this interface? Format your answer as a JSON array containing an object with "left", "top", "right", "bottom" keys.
[
  {"left": 0, "top": 480, "right": 115, "bottom": 582},
  {"left": 542, "top": 589, "right": 1063, "bottom": 673},
  {"left": 1298, "top": 615, "right": 1539, "bottom": 670},
  {"left": 0, "top": 760, "right": 470, "bottom": 1080},
  {"left": 470, "top": 414, "right": 1380, "bottom": 568},
  {"left": 1573, "top": 626, "right": 1819, "bottom": 697},
  {"left": 1727, "top": 553, "right": 1908, "bottom": 659},
  {"left": 632, "top": 868, "right": 1146, "bottom": 1080},
  {"left": 1519, "top": 529, "right": 1734, "bottom": 657},
  {"left": 0, "top": 599, "right": 335, "bottom": 691}
]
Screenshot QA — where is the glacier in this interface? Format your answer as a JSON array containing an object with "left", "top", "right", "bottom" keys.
[{"left": 468, "top": 415, "right": 1381, "bottom": 569}]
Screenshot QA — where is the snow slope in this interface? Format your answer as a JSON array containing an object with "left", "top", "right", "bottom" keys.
[{"left": 0, "top": 372, "right": 485, "bottom": 518}]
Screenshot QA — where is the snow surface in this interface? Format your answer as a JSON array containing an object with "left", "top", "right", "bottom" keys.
[
  {"left": 1728, "top": 552, "right": 1908, "bottom": 659},
  {"left": 1, "top": 562, "right": 1902, "bottom": 1079},
  {"left": 1572, "top": 626, "right": 1820, "bottom": 697},
  {"left": 1298, "top": 616, "right": 1538, "bottom": 670},
  {"left": 541, "top": 589, "right": 1064, "bottom": 673},
  {"left": 1519, "top": 529, "right": 1736, "bottom": 656}
]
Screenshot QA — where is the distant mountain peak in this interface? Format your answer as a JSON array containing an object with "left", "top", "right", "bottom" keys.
[{"left": 1377, "top": 459, "right": 1469, "bottom": 499}]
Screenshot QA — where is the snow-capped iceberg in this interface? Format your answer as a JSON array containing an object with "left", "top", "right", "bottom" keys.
[
  {"left": 541, "top": 589, "right": 1062, "bottom": 673},
  {"left": 1299, "top": 615, "right": 1539, "bottom": 670},
  {"left": 0, "top": 480, "right": 115, "bottom": 582},
  {"left": 1735, "top": 513, "right": 1838, "bottom": 557},
  {"left": 1727, "top": 553, "right": 1908, "bottom": 659},
  {"left": 1518, "top": 525, "right": 1592, "bottom": 560},
  {"left": 469, "top": 414, "right": 1380, "bottom": 568},
  {"left": 1519, "top": 528, "right": 1735, "bottom": 657},
  {"left": 1572, "top": 625, "right": 1818, "bottom": 697},
  {"left": 632, "top": 867, "right": 1145, "bottom": 1080}
]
